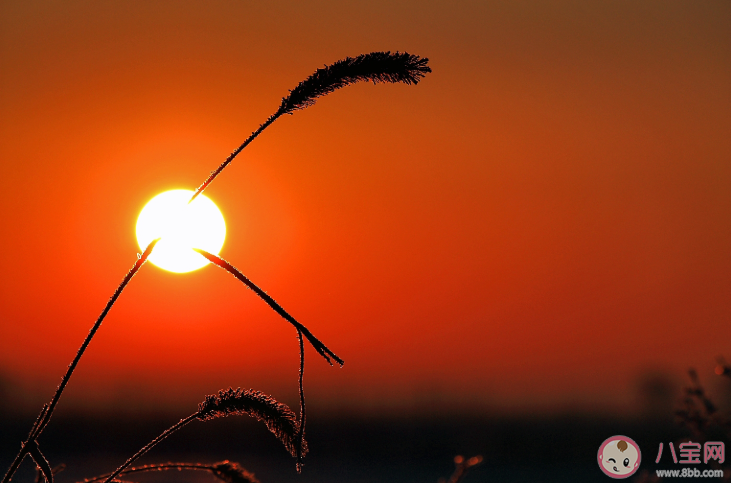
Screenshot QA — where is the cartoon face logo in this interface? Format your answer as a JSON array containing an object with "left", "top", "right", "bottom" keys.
[{"left": 598, "top": 435, "right": 641, "bottom": 479}]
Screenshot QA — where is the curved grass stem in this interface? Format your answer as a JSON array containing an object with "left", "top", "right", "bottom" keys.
[
  {"left": 101, "top": 414, "right": 199, "bottom": 483},
  {"left": 83, "top": 461, "right": 258, "bottom": 483},
  {"left": 82, "top": 463, "right": 216, "bottom": 483},
  {"left": 189, "top": 52, "right": 430, "bottom": 201}
]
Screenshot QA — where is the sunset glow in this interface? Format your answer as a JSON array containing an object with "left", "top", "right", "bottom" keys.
[
  {"left": 1, "top": 1, "right": 730, "bottom": 419},
  {"left": 136, "top": 190, "right": 226, "bottom": 273}
]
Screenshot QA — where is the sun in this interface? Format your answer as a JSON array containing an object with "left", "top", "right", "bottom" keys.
[{"left": 136, "top": 189, "right": 226, "bottom": 273}]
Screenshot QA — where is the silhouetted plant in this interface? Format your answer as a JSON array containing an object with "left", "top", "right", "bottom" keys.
[
  {"left": 662, "top": 365, "right": 731, "bottom": 483},
  {"left": 3, "top": 239, "right": 160, "bottom": 483},
  {"left": 190, "top": 51, "right": 431, "bottom": 201},
  {"left": 100, "top": 388, "right": 303, "bottom": 483},
  {"left": 437, "top": 455, "right": 483, "bottom": 483},
  {"left": 279, "top": 51, "right": 430, "bottom": 113},
  {"left": 714, "top": 357, "right": 731, "bottom": 378},
  {"left": 676, "top": 369, "right": 718, "bottom": 438},
  {"left": 34, "top": 464, "right": 64, "bottom": 483},
  {"left": 198, "top": 388, "right": 304, "bottom": 456},
  {"left": 2, "top": 50, "right": 430, "bottom": 483},
  {"left": 83, "top": 461, "right": 259, "bottom": 483},
  {"left": 193, "top": 249, "right": 343, "bottom": 366},
  {"left": 617, "top": 361, "right": 731, "bottom": 482}
]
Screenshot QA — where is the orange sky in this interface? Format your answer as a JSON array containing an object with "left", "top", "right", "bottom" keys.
[{"left": 1, "top": 1, "right": 730, "bottom": 416}]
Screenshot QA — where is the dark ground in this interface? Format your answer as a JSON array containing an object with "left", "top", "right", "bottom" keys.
[{"left": 0, "top": 411, "right": 698, "bottom": 483}]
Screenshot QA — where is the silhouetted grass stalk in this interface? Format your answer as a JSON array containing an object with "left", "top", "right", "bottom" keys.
[
  {"left": 84, "top": 461, "right": 259, "bottom": 483},
  {"left": 2, "top": 239, "right": 160, "bottom": 483},
  {"left": 100, "top": 414, "right": 198, "bottom": 483},
  {"left": 192, "top": 248, "right": 343, "bottom": 366},
  {"left": 26, "top": 441, "right": 52, "bottom": 483},
  {"left": 103, "top": 388, "right": 303, "bottom": 483},
  {"left": 191, "top": 250, "right": 325, "bottom": 465},
  {"left": 35, "top": 463, "right": 64, "bottom": 483},
  {"left": 295, "top": 330, "right": 306, "bottom": 471},
  {"left": 190, "top": 51, "right": 430, "bottom": 201}
]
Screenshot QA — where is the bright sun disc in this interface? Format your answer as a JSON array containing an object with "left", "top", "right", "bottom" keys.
[{"left": 136, "top": 189, "right": 226, "bottom": 273}]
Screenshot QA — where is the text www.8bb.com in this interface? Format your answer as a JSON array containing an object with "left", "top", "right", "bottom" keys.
[{"left": 656, "top": 468, "right": 724, "bottom": 478}]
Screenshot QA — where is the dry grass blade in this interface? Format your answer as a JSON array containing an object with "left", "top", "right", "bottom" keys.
[
  {"left": 193, "top": 248, "right": 344, "bottom": 366},
  {"left": 198, "top": 387, "right": 305, "bottom": 459},
  {"left": 190, "top": 51, "right": 430, "bottom": 201},
  {"left": 280, "top": 51, "right": 431, "bottom": 113},
  {"left": 82, "top": 461, "right": 258, "bottom": 483}
]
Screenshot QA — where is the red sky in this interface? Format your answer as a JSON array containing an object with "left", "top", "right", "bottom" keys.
[{"left": 1, "top": 0, "right": 730, "bottom": 416}]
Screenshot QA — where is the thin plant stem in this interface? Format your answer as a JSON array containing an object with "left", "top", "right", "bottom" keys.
[
  {"left": 26, "top": 441, "right": 52, "bottom": 483},
  {"left": 190, "top": 111, "right": 282, "bottom": 203},
  {"left": 36, "top": 238, "right": 161, "bottom": 434},
  {"left": 83, "top": 463, "right": 217, "bottom": 483},
  {"left": 83, "top": 461, "right": 258, "bottom": 483},
  {"left": 1, "top": 239, "right": 160, "bottom": 483},
  {"left": 295, "top": 329, "right": 305, "bottom": 471},
  {"left": 101, "top": 414, "right": 199, "bottom": 483},
  {"left": 192, "top": 248, "right": 343, "bottom": 366},
  {"left": 3, "top": 444, "right": 29, "bottom": 483},
  {"left": 8, "top": 403, "right": 51, "bottom": 478},
  {"left": 27, "top": 405, "right": 48, "bottom": 441}
]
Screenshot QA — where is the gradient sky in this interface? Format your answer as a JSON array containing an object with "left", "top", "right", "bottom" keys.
[{"left": 1, "top": 0, "right": 730, "bottom": 416}]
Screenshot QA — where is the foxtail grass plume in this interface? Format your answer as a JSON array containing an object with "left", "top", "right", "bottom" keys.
[
  {"left": 278, "top": 51, "right": 431, "bottom": 113},
  {"left": 198, "top": 388, "right": 305, "bottom": 458},
  {"left": 102, "top": 386, "right": 304, "bottom": 483},
  {"left": 191, "top": 51, "right": 431, "bottom": 201}
]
